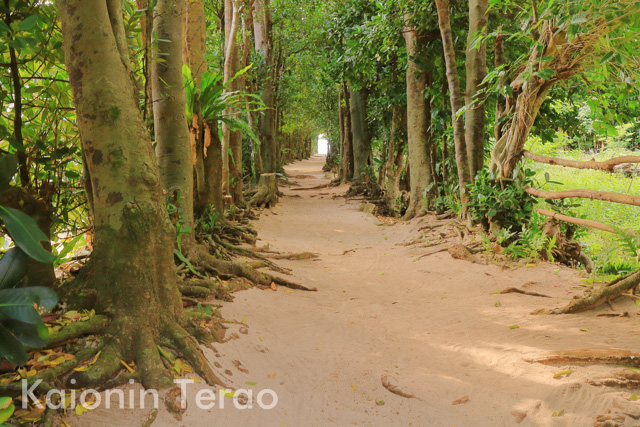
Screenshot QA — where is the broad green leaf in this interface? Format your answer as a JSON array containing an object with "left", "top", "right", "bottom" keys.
[
  {"left": 0, "top": 287, "right": 57, "bottom": 323},
  {"left": 17, "top": 15, "right": 39, "bottom": 32},
  {"left": 0, "top": 248, "right": 28, "bottom": 290},
  {"left": 0, "top": 206, "right": 56, "bottom": 263},
  {"left": 0, "top": 324, "right": 28, "bottom": 365}
]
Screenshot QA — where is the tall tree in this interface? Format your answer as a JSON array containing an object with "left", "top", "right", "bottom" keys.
[
  {"left": 436, "top": 0, "right": 472, "bottom": 213},
  {"left": 223, "top": 0, "right": 245, "bottom": 204},
  {"left": 250, "top": 0, "right": 279, "bottom": 207},
  {"left": 464, "top": 0, "right": 488, "bottom": 178},
  {"left": 349, "top": 86, "right": 371, "bottom": 181},
  {"left": 58, "top": 0, "right": 218, "bottom": 389},
  {"left": 152, "top": 0, "right": 194, "bottom": 227},
  {"left": 402, "top": 15, "right": 435, "bottom": 220}
]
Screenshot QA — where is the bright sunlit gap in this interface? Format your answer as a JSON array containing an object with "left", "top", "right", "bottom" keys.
[{"left": 317, "top": 134, "right": 328, "bottom": 155}]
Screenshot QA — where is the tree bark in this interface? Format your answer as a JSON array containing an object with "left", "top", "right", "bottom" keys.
[
  {"left": 403, "top": 19, "right": 434, "bottom": 220},
  {"left": 340, "top": 83, "right": 354, "bottom": 182},
  {"left": 525, "top": 187, "right": 640, "bottom": 207},
  {"left": 223, "top": 0, "right": 244, "bottom": 204},
  {"left": 383, "top": 105, "right": 407, "bottom": 215},
  {"left": 436, "top": 0, "right": 471, "bottom": 211},
  {"left": 464, "top": 0, "right": 488, "bottom": 178},
  {"left": 59, "top": 0, "right": 217, "bottom": 390},
  {"left": 135, "top": 0, "right": 154, "bottom": 133},
  {"left": 250, "top": 0, "right": 278, "bottom": 206},
  {"left": 349, "top": 86, "right": 371, "bottom": 182},
  {"left": 152, "top": 0, "right": 194, "bottom": 227}
]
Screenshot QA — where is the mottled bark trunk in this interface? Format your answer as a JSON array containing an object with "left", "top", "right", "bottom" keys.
[
  {"left": 436, "top": 0, "right": 471, "bottom": 211},
  {"left": 403, "top": 19, "right": 435, "bottom": 220},
  {"left": 349, "top": 86, "right": 371, "bottom": 182},
  {"left": 223, "top": 0, "right": 244, "bottom": 204},
  {"left": 59, "top": 0, "right": 205, "bottom": 390},
  {"left": 253, "top": 0, "right": 276, "bottom": 174},
  {"left": 383, "top": 105, "right": 407, "bottom": 215},
  {"left": 340, "top": 83, "right": 354, "bottom": 182},
  {"left": 464, "top": 0, "right": 488, "bottom": 178},
  {"left": 152, "top": 0, "right": 194, "bottom": 227}
]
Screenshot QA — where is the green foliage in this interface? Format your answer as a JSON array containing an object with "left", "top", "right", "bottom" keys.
[
  {"left": 469, "top": 168, "right": 537, "bottom": 232},
  {"left": 0, "top": 248, "right": 57, "bottom": 365},
  {"left": 199, "top": 211, "right": 221, "bottom": 234}
]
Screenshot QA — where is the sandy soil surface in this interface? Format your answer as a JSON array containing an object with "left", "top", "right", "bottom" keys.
[{"left": 69, "top": 155, "right": 640, "bottom": 426}]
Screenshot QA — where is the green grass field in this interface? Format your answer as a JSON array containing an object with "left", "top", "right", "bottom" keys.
[{"left": 526, "top": 147, "right": 640, "bottom": 273}]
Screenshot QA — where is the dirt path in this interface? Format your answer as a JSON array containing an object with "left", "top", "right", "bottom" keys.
[{"left": 74, "top": 156, "right": 640, "bottom": 426}]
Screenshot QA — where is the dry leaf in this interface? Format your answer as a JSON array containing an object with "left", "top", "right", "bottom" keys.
[
  {"left": 452, "top": 396, "right": 469, "bottom": 405},
  {"left": 270, "top": 282, "right": 278, "bottom": 291},
  {"left": 553, "top": 370, "right": 574, "bottom": 379}
]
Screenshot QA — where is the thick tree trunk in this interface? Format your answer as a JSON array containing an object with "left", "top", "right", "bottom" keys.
[
  {"left": 403, "top": 20, "right": 434, "bottom": 220},
  {"left": 340, "top": 83, "right": 354, "bottom": 182},
  {"left": 183, "top": 0, "right": 223, "bottom": 216},
  {"left": 152, "top": 0, "right": 194, "bottom": 227},
  {"left": 383, "top": 105, "right": 407, "bottom": 215},
  {"left": 59, "top": 0, "right": 217, "bottom": 390},
  {"left": 349, "top": 86, "right": 371, "bottom": 182},
  {"left": 464, "top": 0, "right": 488, "bottom": 178},
  {"left": 436, "top": 0, "right": 471, "bottom": 211},
  {"left": 250, "top": 0, "right": 278, "bottom": 206},
  {"left": 223, "top": 0, "right": 244, "bottom": 204},
  {"left": 490, "top": 22, "right": 563, "bottom": 179}
]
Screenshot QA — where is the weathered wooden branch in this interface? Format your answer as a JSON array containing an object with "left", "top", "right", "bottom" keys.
[
  {"left": 523, "top": 151, "right": 640, "bottom": 172},
  {"left": 526, "top": 187, "right": 640, "bottom": 207},
  {"left": 536, "top": 208, "right": 631, "bottom": 234}
]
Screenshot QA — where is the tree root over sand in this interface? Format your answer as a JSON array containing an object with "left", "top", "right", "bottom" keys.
[
  {"left": 538, "top": 270, "right": 640, "bottom": 314},
  {"left": 183, "top": 240, "right": 317, "bottom": 292},
  {"left": 381, "top": 376, "right": 416, "bottom": 399},
  {"left": 249, "top": 173, "right": 278, "bottom": 208},
  {"left": 587, "top": 369, "right": 640, "bottom": 389},
  {"left": 263, "top": 251, "right": 319, "bottom": 261},
  {"left": 525, "top": 349, "right": 640, "bottom": 368}
]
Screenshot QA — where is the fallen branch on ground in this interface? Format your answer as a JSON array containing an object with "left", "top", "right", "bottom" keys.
[{"left": 500, "top": 287, "right": 551, "bottom": 298}]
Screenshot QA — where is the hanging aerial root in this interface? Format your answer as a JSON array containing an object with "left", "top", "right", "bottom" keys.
[{"left": 538, "top": 270, "right": 640, "bottom": 314}]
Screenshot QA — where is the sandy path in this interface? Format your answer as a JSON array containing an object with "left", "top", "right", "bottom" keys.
[{"left": 72, "top": 156, "right": 640, "bottom": 426}]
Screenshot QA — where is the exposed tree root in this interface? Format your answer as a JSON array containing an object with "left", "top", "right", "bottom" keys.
[
  {"left": 381, "top": 375, "right": 416, "bottom": 399},
  {"left": 263, "top": 251, "right": 319, "bottom": 261},
  {"left": 587, "top": 369, "right": 640, "bottom": 389},
  {"left": 500, "top": 287, "right": 551, "bottom": 298},
  {"left": 212, "top": 236, "right": 292, "bottom": 274},
  {"left": 292, "top": 184, "right": 329, "bottom": 191},
  {"left": 542, "top": 270, "right": 640, "bottom": 314},
  {"left": 184, "top": 240, "right": 317, "bottom": 292},
  {"left": 250, "top": 173, "right": 278, "bottom": 208},
  {"left": 25, "top": 315, "right": 110, "bottom": 352},
  {"left": 525, "top": 349, "right": 640, "bottom": 368}
]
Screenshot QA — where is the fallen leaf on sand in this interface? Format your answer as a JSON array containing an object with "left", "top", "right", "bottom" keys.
[
  {"left": 553, "top": 369, "right": 574, "bottom": 379},
  {"left": 270, "top": 282, "right": 278, "bottom": 291},
  {"left": 351, "top": 383, "right": 356, "bottom": 391},
  {"left": 552, "top": 409, "right": 564, "bottom": 417},
  {"left": 376, "top": 400, "right": 385, "bottom": 406},
  {"left": 452, "top": 396, "right": 469, "bottom": 405},
  {"left": 509, "top": 325, "right": 520, "bottom": 329}
]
